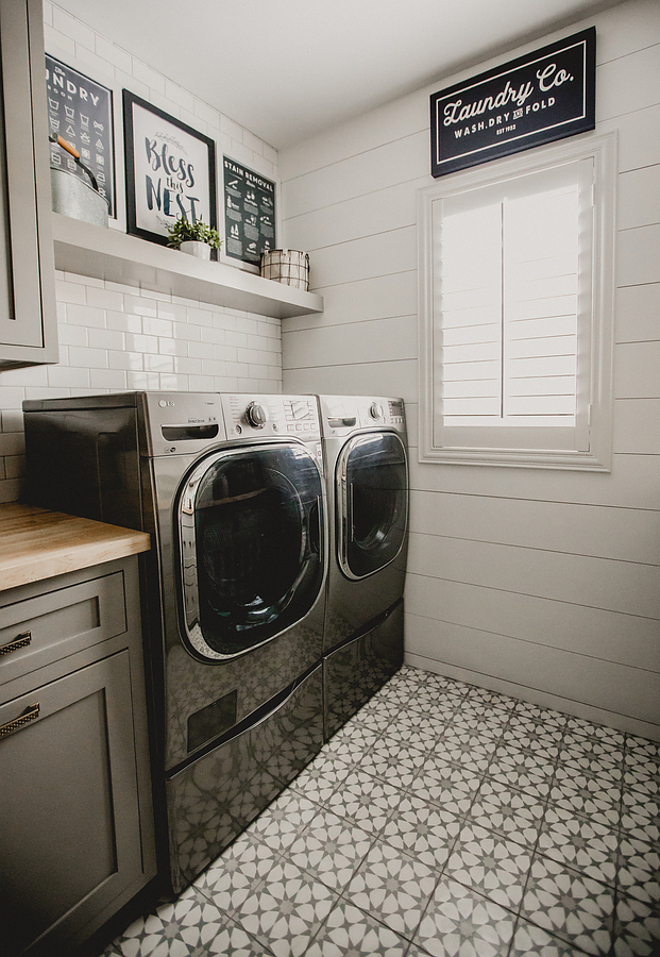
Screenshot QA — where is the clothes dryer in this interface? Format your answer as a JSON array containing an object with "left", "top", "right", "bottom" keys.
[
  {"left": 317, "top": 395, "right": 408, "bottom": 738},
  {"left": 23, "top": 391, "right": 327, "bottom": 895}
]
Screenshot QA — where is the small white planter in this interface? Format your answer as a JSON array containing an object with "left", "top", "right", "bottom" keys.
[{"left": 180, "top": 240, "right": 211, "bottom": 261}]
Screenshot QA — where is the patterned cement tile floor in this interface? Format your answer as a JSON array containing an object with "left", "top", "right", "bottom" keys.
[{"left": 102, "top": 666, "right": 660, "bottom": 957}]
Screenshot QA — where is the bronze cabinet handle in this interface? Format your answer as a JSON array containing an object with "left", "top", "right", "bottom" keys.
[
  {"left": 0, "top": 703, "right": 40, "bottom": 739},
  {"left": 0, "top": 631, "right": 32, "bottom": 657}
]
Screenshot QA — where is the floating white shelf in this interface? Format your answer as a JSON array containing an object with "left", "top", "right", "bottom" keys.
[{"left": 51, "top": 213, "right": 323, "bottom": 320}]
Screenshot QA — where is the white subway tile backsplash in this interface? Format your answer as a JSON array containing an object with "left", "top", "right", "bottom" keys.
[
  {"left": 55, "top": 279, "right": 86, "bottom": 304},
  {"left": 187, "top": 307, "right": 215, "bottom": 327},
  {"left": 89, "top": 369, "right": 128, "bottom": 391},
  {"left": 0, "top": 432, "right": 25, "bottom": 456},
  {"left": 85, "top": 287, "right": 125, "bottom": 311},
  {"left": 51, "top": 6, "right": 95, "bottom": 49},
  {"left": 124, "top": 295, "right": 159, "bottom": 318},
  {"left": 157, "top": 338, "right": 179, "bottom": 357},
  {"left": 72, "top": 46, "right": 117, "bottom": 86},
  {"left": 67, "top": 346, "right": 109, "bottom": 369},
  {"left": 173, "top": 320, "right": 200, "bottom": 341},
  {"left": 115, "top": 68, "right": 150, "bottom": 102},
  {"left": 1, "top": 410, "right": 23, "bottom": 432},
  {"left": 164, "top": 78, "right": 195, "bottom": 113},
  {"left": 157, "top": 301, "right": 189, "bottom": 322},
  {"left": 188, "top": 374, "right": 216, "bottom": 391},
  {"left": 107, "top": 350, "right": 143, "bottom": 371},
  {"left": 94, "top": 35, "right": 133, "bottom": 74},
  {"left": 174, "top": 356, "right": 203, "bottom": 375},
  {"left": 47, "top": 366, "right": 90, "bottom": 389},
  {"left": 66, "top": 303, "right": 106, "bottom": 327},
  {"left": 106, "top": 311, "right": 142, "bottom": 334},
  {"left": 126, "top": 371, "right": 161, "bottom": 390},
  {"left": 144, "top": 354, "right": 174, "bottom": 374},
  {"left": 58, "top": 325, "right": 89, "bottom": 347},
  {"left": 0, "top": 387, "right": 28, "bottom": 410},
  {"left": 87, "top": 328, "right": 125, "bottom": 351},
  {"left": 142, "top": 317, "right": 174, "bottom": 338},
  {"left": 159, "top": 374, "right": 192, "bottom": 392},
  {"left": 131, "top": 58, "right": 166, "bottom": 95}
]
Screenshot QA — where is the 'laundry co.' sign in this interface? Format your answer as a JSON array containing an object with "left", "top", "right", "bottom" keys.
[{"left": 430, "top": 27, "right": 595, "bottom": 177}]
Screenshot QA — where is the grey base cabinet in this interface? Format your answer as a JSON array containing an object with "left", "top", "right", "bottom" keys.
[{"left": 0, "top": 558, "right": 156, "bottom": 957}]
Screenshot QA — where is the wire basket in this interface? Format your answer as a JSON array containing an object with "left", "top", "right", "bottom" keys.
[{"left": 260, "top": 249, "right": 309, "bottom": 290}]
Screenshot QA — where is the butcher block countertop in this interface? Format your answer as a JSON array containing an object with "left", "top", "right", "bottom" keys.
[{"left": 0, "top": 503, "right": 151, "bottom": 592}]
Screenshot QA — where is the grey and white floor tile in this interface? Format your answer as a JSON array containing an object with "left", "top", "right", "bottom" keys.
[{"left": 102, "top": 665, "right": 660, "bottom": 957}]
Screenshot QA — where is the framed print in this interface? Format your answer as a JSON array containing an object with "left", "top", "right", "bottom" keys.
[
  {"left": 46, "top": 54, "right": 116, "bottom": 218},
  {"left": 123, "top": 90, "right": 217, "bottom": 245},
  {"left": 221, "top": 156, "right": 276, "bottom": 273}
]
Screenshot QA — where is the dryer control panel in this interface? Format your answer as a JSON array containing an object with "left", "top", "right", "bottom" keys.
[
  {"left": 318, "top": 395, "right": 406, "bottom": 436},
  {"left": 221, "top": 394, "right": 321, "bottom": 441}
]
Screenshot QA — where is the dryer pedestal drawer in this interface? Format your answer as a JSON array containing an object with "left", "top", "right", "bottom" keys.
[{"left": 323, "top": 599, "right": 404, "bottom": 741}]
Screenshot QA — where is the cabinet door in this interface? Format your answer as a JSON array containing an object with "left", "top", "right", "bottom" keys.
[
  {"left": 0, "top": 651, "right": 144, "bottom": 957},
  {"left": 0, "top": 0, "right": 57, "bottom": 366}
]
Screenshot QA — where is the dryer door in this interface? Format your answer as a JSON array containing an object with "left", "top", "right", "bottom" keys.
[
  {"left": 178, "top": 442, "right": 324, "bottom": 660},
  {"left": 337, "top": 431, "right": 408, "bottom": 580}
]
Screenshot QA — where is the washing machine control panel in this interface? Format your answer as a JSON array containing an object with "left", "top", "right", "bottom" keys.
[
  {"left": 144, "top": 392, "right": 227, "bottom": 455},
  {"left": 221, "top": 394, "right": 321, "bottom": 440}
]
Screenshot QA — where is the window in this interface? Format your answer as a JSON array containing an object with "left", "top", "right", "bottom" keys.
[{"left": 418, "top": 133, "right": 615, "bottom": 470}]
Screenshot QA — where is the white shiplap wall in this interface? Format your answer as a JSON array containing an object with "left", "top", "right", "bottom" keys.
[
  {"left": 280, "top": 0, "right": 660, "bottom": 738},
  {"left": 0, "top": 2, "right": 282, "bottom": 503}
]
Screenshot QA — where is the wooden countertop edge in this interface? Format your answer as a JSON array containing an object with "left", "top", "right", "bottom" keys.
[{"left": 0, "top": 503, "right": 151, "bottom": 592}]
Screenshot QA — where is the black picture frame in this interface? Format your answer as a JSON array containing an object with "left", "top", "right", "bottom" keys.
[
  {"left": 221, "top": 156, "right": 276, "bottom": 273},
  {"left": 430, "top": 27, "right": 596, "bottom": 178},
  {"left": 123, "top": 90, "right": 217, "bottom": 245}
]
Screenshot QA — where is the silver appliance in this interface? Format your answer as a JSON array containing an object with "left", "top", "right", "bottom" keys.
[
  {"left": 23, "top": 391, "right": 327, "bottom": 895},
  {"left": 318, "top": 395, "right": 408, "bottom": 738}
]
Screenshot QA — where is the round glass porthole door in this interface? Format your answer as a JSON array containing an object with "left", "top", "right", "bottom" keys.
[
  {"left": 178, "top": 443, "right": 324, "bottom": 660},
  {"left": 337, "top": 432, "right": 408, "bottom": 580}
]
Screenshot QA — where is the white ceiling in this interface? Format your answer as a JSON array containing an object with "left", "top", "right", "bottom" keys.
[{"left": 55, "top": 0, "right": 620, "bottom": 150}]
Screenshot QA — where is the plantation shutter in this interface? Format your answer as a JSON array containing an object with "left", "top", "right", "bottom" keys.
[{"left": 434, "top": 159, "right": 594, "bottom": 453}]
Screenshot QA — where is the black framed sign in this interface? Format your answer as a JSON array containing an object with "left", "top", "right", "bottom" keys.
[
  {"left": 123, "top": 90, "right": 217, "bottom": 245},
  {"left": 46, "top": 54, "right": 116, "bottom": 217},
  {"left": 430, "top": 27, "right": 596, "bottom": 178},
  {"left": 222, "top": 157, "right": 275, "bottom": 272}
]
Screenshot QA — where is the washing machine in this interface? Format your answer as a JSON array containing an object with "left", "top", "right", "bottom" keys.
[
  {"left": 22, "top": 391, "right": 327, "bottom": 895},
  {"left": 317, "top": 395, "right": 408, "bottom": 739}
]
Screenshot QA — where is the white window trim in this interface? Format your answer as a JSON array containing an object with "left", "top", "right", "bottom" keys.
[{"left": 418, "top": 131, "right": 616, "bottom": 471}]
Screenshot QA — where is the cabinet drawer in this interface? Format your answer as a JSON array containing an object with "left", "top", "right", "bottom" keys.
[{"left": 0, "top": 571, "right": 127, "bottom": 685}]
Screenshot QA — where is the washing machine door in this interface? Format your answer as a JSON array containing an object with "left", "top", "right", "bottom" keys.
[
  {"left": 337, "top": 431, "right": 408, "bottom": 580},
  {"left": 178, "top": 442, "right": 324, "bottom": 660}
]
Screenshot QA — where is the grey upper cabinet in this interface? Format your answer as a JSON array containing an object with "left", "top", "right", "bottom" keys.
[{"left": 0, "top": 0, "right": 57, "bottom": 368}]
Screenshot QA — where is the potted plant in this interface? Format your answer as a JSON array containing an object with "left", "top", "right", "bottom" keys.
[{"left": 166, "top": 216, "right": 222, "bottom": 260}]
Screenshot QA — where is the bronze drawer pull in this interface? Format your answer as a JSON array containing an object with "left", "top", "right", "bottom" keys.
[
  {"left": 0, "top": 631, "right": 32, "bottom": 657},
  {"left": 0, "top": 703, "right": 40, "bottom": 739}
]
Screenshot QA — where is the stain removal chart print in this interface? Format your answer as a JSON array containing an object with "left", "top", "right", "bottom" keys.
[
  {"left": 223, "top": 157, "right": 275, "bottom": 271},
  {"left": 46, "top": 54, "right": 115, "bottom": 217}
]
